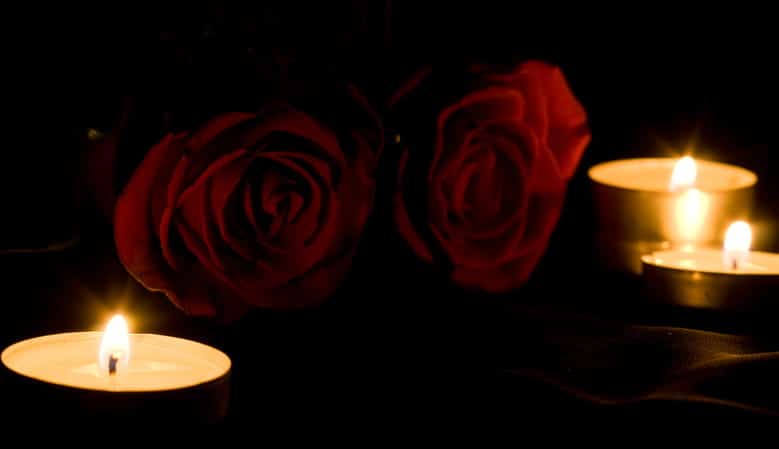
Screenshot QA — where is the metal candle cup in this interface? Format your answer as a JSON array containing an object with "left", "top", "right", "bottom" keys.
[
  {"left": 588, "top": 158, "right": 757, "bottom": 275},
  {"left": 641, "top": 248, "right": 779, "bottom": 311}
]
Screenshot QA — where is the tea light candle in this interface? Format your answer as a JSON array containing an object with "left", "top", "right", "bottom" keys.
[
  {"left": 1, "top": 315, "right": 231, "bottom": 425},
  {"left": 589, "top": 157, "right": 757, "bottom": 274},
  {"left": 641, "top": 221, "right": 779, "bottom": 310}
]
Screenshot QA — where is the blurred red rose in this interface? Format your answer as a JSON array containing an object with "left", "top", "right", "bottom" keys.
[
  {"left": 115, "top": 89, "right": 382, "bottom": 318},
  {"left": 391, "top": 61, "right": 590, "bottom": 292}
]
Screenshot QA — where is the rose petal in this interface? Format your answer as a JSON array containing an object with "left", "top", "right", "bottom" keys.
[
  {"left": 431, "top": 101, "right": 533, "bottom": 243},
  {"left": 161, "top": 149, "right": 250, "bottom": 271},
  {"left": 171, "top": 108, "right": 344, "bottom": 211},
  {"left": 467, "top": 149, "right": 499, "bottom": 223},
  {"left": 185, "top": 112, "right": 256, "bottom": 154},
  {"left": 512, "top": 191, "right": 566, "bottom": 258},
  {"left": 158, "top": 205, "right": 181, "bottom": 271},
  {"left": 163, "top": 276, "right": 219, "bottom": 316},
  {"left": 464, "top": 133, "right": 527, "bottom": 240},
  {"left": 428, "top": 139, "right": 473, "bottom": 244},
  {"left": 233, "top": 241, "right": 355, "bottom": 309},
  {"left": 222, "top": 149, "right": 343, "bottom": 288},
  {"left": 114, "top": 134, "right": 180, "bottom": 279},
  {"left": 434, "top": 133, "right": 535, "bottom": 269},
  {"left": 431, "top": 122, "right": 537, "bottom": 262},
  {"left": 175, "top": 216, "right": 233, "bottom": 285},
  {"left": 209, "top": 154, "right": 260, "bottom": 262},
  {"left": 528, "top": 143, "right": 566, "bottom": 194},
  {"left": 258, "top": 170, "right": 294, "bottom": 240},
  {"left": 239, "top": 108, "right": 346, "bottom": 170},
  {"left": 243, "top": 181, "right": 260, "bottom": 234},
  {"left": 120, "top": 93, "right": 380, "bottom": 314},
  {"left": 449, "top": 157, "right": 480, "bottom": 221},
  {"left": 433, "top": 87, "right": 526, "bottom": 178},
  {"left": 172, "top": 151, "right": 257, "bottom": 275},
  {"left": 286, "top": 191, "right": 306, "bottom": 224},
  {"left": 163, "top": 154, "right": 191, "bottom": 226},
  {"left": 259, "top": 151, "right": 335, "bottom": 248},
  {"left": 175, "top": 149, "right": 249, "bottom": 209},
  {"left": 450, "top": 191, "right": 565, "bottom": 292},
  {"left": 391, "top": 61, "right": 587, "bottom": 294},
  {"left": 114, "top": 132, "right": 217, "bottom": 316},
  {"left": 518, "top": 61, "right": 590, "bottom": 179},
  {"left": 180, "top": 182, "right": 230, "bottom": 272}
]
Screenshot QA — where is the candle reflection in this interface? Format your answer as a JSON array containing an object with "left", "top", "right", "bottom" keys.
[
  {"left": 723, "top": 221, "right": 752, "bottom": 270},
  {"left": 673, "top": 188, "right": 710, "bottom": 244}
]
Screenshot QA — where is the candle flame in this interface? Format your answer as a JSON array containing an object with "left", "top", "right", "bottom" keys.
[
  {"left": 99, "top": 315, "right": 130, "bottom": 376},
  {"left": 723, "top": 221, "right": 752, "bottom": 270},
  {"left": 669, "top": 156, "right": 697, "bottom": 191}
]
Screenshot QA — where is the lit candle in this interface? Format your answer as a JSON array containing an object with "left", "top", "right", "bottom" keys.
[
  {"left": 641, "top": 221, "right": 779, "bottom": 310},
  {"left": 1, "top": 315, "right": 231, "bottom": 425},
  {"left": 668, "top": 155, "right": 697, "bottom": 191},
  {"left": 723, "top": 220, "right": 751, "bottom": 269},
  {"left": 589, "top": 156, "right": 757, "bottom": 274}
]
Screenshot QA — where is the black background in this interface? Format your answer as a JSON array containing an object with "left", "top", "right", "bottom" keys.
[{"left": 1, "top": 2, "right": 778, "bottom": 435}]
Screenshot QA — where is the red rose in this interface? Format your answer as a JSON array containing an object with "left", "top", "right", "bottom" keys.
[
  {"left": 391, "top": 61, "right": 590, "bottom": 292},
  {"left": 115, "top": 89, "right": 382, "bottom": 318}
]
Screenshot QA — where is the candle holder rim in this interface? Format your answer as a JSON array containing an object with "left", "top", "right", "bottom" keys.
[
  {"left": 589, "top": 180, "right": 756, "bottom": 196},
  {"left": 641, "top": 254, "right": 779, "bottom": 277},
  {"left": 588, "top": 157, "right": 757, "bottom": 193}
]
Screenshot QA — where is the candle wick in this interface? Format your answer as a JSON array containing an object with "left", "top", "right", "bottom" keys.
[
  {"left": 732, "top": 259, "right": 738, "bottom": 270},
  {"left": 108, "top": 352, "right": 121, "bottom": 376}
]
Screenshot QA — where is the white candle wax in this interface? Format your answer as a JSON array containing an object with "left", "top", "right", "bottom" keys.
[
  {"left": 588, "top": 158, "right": 756, "bottom": 192},
  {"left": 642, "top": 248, "right": 779, "bottom": 275},
  {"left": 1, "top": 332, "right": 230, "bottom": 392}
]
